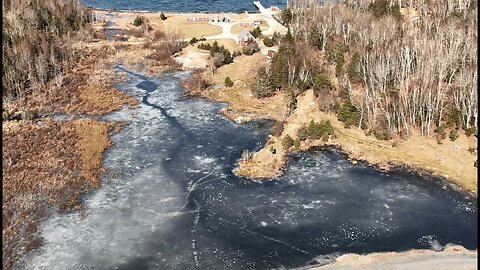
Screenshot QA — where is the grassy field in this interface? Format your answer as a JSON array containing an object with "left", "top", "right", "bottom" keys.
[
  {"left": 208, "top": 52, "right": 266, "bottom": 83},
  {"left": 148, "top": 14, "right": 223, "bottom": 39},
  {"left": 94, "top": 11, "right": 223, "bottom": 39}
]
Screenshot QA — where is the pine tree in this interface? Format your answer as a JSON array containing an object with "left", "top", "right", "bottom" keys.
[
  {"left": 279, "top": 29, "right": 295, "bottom": 56},
  {"left": 313, "top": 73, "right": 332, "bottom": 97},
  {"left": 269, "top": 55, "right": 288, "bottom": 90},
  {"left": 250, "top": 66, "right": 275, "bottom": 98},
  {"left": 281, "top": 8, "right": 293, "bottom": 25},
  {"left": 308, "top": 25, "right": 322, "bottom": 49}
]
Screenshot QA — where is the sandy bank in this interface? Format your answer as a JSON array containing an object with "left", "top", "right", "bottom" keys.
[{"left": 308, "top": 245, "right": 477, "bottom": 270}]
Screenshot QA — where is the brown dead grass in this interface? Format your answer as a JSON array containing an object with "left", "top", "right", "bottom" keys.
[
  {"left": 2, "top": 118, "right": 117, "bottom": 270},
  {"left": 10, "top": 46, "right": 139, "bottom": 117},
  {"left": 206, "top": 86, "right": 285, "bottom": 121},
  {"left": 67, "top": 119, "right": 116, "bottom": 188},
  {"left": 2, "top": 43, "right": 139, "bottom": 270},
  {"left": 200, "top": 52, "right": 286, "bottom": 120},
  {"left": 147, "top": 14, "right": 222, "bottom": 39},
  {"left": 231, "top": 24, "right": 254, "bottom": 35},
  {"left": 312, "top": 245, "right": 476, "bottom": 270},
  {"left": 200, "top": 39, "right": 243, "bottom": 53},
  {"left": 65, "top": 85, "right": 139, "bottom": 115},
  {"left": 208, "top": 53, "right": 267, "bottom": 84}
]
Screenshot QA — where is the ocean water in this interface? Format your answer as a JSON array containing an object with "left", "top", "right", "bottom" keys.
[
  {"left": 82, "top": 0, "right": 287, "bottom": 12},
  {"left": 14, "top": 67, "right": 477, "bottom": 270}
]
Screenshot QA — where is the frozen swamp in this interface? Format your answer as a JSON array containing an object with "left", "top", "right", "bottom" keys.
[{"left": 15, "top": 66, "right": 477, "bottom": 270}]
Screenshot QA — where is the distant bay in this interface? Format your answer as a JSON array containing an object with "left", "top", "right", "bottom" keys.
[{"left": 82, "top": 0, "right": 287, "bottom": 12}]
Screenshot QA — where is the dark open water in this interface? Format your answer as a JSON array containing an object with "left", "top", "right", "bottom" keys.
[
  {"left": 14, "top": 67, "right": 477, "bottom": 270},
  {"left": 82, "top": 0, "right": 286, "bottom": 12}
]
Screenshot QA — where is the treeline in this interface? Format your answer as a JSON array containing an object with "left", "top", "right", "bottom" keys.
[
  {"left": 3, "top": 0, "right": 91, "bottom": 102},
  {"left": 251, "top": 0, "right": 477, "bottom": 139},
  {"left": 291, "top": 0, "right": 477, "bottom": 138},
  {"left": 249, "top": 29, "right": 319, "bottom": 116}
]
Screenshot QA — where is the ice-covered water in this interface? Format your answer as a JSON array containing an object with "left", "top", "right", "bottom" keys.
[{"left": 15, "top": 67, "right": 477, "bottom": 270}]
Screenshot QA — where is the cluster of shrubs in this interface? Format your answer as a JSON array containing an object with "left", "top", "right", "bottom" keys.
[
  {"left": 183, "top": 68, "right": 210, "bottom": 94},
  {"left": 432, "top": 107, "right": 478, "bottom": 144},
  {"left": 242, "top": 40, "right": 260, "bottom": 55},
  {"left": 282, "top": 134, "right": 300, "bottom": 150},
  {"left": 249, "top": 26, "right": 262, "bottom": 38},
  {"left": 189, "top": 37, "right": 207, "bottom": 45},
  {"left": 434, "top": 115, "right": 477, "bottom": 144},
  {"left": 263, "top": 37, "right": 274, "bottom": 47},
  {"left": 368, "top": 0, "right": 401, "bottom": 18},
  {"left": 264, "top": 31, "right": 281, "bottom": 47},
  {"left": 197, "top": 41, "right": 237, "bottom": 67},
  {"left": 132, "top": 16, "right": 153, "bottom": 34},
  {"left": 133, "top": 16, "right": 145, "bottom": 27},
  {"left": 224, "top": 77, "right": 234, "bottom": 87},
  {"left": 337, "top": 99, "right": 360, "bottom": 128},
  {"left": 297, "top": 120, "right": 335, "bottom": 142},
  {"left": 372, "top": 127, "right": 392, "bottom": 141}
]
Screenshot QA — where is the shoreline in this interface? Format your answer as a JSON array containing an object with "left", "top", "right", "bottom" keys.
[
  {"left": 233, "top": 123, "right": 478, "bottom": 196},
  {"left": 88, "top": 6, "right": 264, "bottom": 15},
  {"left": 206, "top": 87, "right": 477, "bottom": 196},
  {"left": 177, "top": 57, "right": 477, "bottom": 196},
  {"left": 188, "top": 79, "right": 477, "bottom": 196},
  {"left": 307, "top": 244, "right": 477, "bottom": 270}
]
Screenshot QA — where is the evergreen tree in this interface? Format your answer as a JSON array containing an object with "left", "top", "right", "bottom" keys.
[
  {"left": 224, "top": 77, "right": 234, "bottom": 87},
  {"left": 279, "top": 29, "right": 295, "bottom": 56},
  {"left": 133, "top": 16, "right": 144, "bottom": 26},
  {"left": 223, "top": 49, "right": 233, "bottom": 64},
  {"left": 313, "top": 73, "right": 332, "bottom": 97},
  {"left": 282, "top": 134, "right": 294, "bottom": 149},
  {"left": 308, "top": 25, "right": 322, "bottom": 49},
  {"left": 281, "top": 8, "right": 293, "bottom": 25},
  {"left": 347, "top": 52, "right": 362, "bottom": 84},
  {"left": 338, "top": 99, "right": 359, "bottom": 128},
  {"left": 250, "top": 66, "right": 275, "bottom": 98},
  {"left": 263, "top": 37, "right": 274, "bottom": 47},
  {"left": 250, "top": 26, "right": 262, "bottom": 38},
  {"left": 269, "top": 55, "right": 288, "bottom": 90},
  {"left": 210, "top": 41, "right": 220, "bottom": 56}
]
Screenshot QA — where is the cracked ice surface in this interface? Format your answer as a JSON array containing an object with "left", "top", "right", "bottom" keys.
[{"left": 15, "top": 68, "right": 477, "bottom": 270}]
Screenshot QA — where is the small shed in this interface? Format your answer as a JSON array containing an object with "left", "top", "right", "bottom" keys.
[
  {"left": 237, "top": 29, "right": 254, "bottom": 46},
  {"left": 267, "top": 50, "right": 277, "bottom": 58}
]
